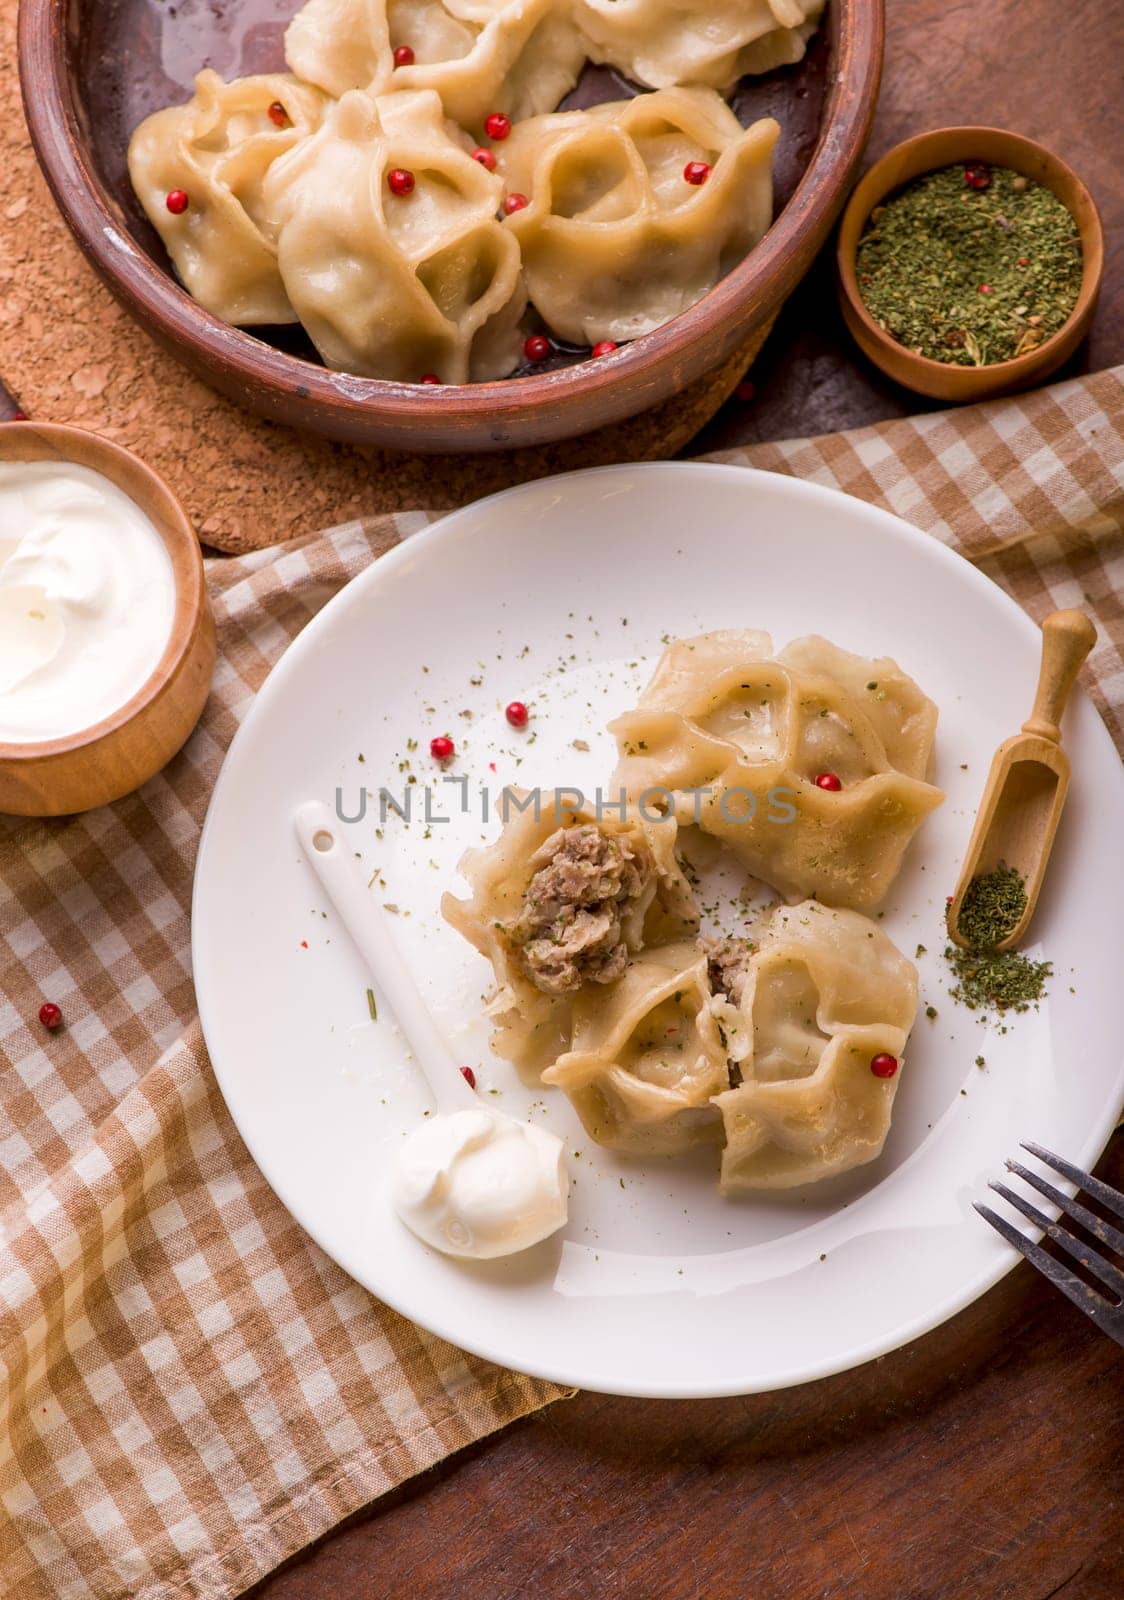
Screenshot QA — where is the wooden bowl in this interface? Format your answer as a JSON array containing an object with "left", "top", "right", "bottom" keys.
[
  {"left": 836, "top": 126, "right": 1104, "bottom": 402},
  {"left": 18, "top": 0, "right": 883, "bottom": 453},
  {"left": 0, "top": 424, "right": 216, "bottom": 816}
]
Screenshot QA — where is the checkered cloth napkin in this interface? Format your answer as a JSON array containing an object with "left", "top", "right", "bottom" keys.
[{"left": 3, "top": 367, "right": 1122, "bottom": 1600}]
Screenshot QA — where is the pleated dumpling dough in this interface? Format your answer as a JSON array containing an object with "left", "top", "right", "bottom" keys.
[
  {"left": 611, "top": 630, "right": 943, "bottom": 910},
  {"left": 544, "top": 941, "right": 729, "bottom": 1155},
  {"left": 263, "top": 90, "right": 527, "bottom": 383},
  {"left": 285, "top": 0, "right": 586, "bottom": 132},
  {"left": 442, "top": 797, "right": 698, "bottom": 1076},
  {"left": 575, "top": 0, "right": 824, "bottom": 92},
  {"left": 128, "top": 70, "right": 329, "bottom": 325},
  {"left": 498, "top": 89, "right": 777, "bottom": 344},
  {"left": 711, "top": 901, "right": 918, "bottom": 1190}
]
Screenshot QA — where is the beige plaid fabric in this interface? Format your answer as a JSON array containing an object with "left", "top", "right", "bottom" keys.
[{"left": 2, "top": 367, "right": 1122, "bottom": 1600}]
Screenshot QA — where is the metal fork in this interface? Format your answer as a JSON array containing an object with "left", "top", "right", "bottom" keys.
[{"left": 975, "top": 1141, "right": 1124, "bottom": 1347}]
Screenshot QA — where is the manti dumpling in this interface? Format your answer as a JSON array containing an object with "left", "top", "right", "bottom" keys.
[
  {"left": 442, "top": 796, "right": 697, "bottom": 1076},
  {"left": 262, "top": 90, "right": 527, "bottom": 383},
  {"left": 575, "top": 0, "right": 825, "bottom": 93},
  {"left": 128, "top": 70, "right": 329, "bottom": 325},
  {"left": 497, "top": 89, "right": 777, "bottom": 344},
  {"left": 544, "top": 941, "right": 728, "bottom": 1155},
  {"left": 285, "top": 0, "right": 586, "bottom": 132},
  {"left": 711, "top": 901, "right": 918, "bottom": 1189},
  {"left": 611, "top": 630, "right": 943, "bottom": 910}
]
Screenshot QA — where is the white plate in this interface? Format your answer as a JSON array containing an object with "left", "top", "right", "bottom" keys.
[{"left": 193, "top": 463, "right": 1124, "bottom": 1398}]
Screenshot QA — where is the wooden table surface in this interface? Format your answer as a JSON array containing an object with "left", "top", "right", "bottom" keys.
[{"left": 10, "top": 1, "right": 1123, "bottom": 1595}]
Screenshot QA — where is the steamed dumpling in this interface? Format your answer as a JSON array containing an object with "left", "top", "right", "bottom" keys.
[
  {"left": 539, "top": 898, "right": 917, "bottom": 1174},
  {"left": 285, "top": 0, "right": 586, "bottom": 132},
  {"left": 263, "top": 90, "right": 527, "bottom": 383},
  {"left": 611, "top": 630, "right": 943, "bottom": 911},
  {"left": 712, "top": 901, "right": 918, "bottom": 1190},
  {"left": 127, "top": 70, "right": 329, "bottom": 325},
  {"left": 497, "top": 88, "right": 778, "bottom": 344},
  {"left": 544, "top": 940, "right": 728, "bottom": 1155},
  {"left": 575, "top": 0, "right": 825, "bottom": 92}
]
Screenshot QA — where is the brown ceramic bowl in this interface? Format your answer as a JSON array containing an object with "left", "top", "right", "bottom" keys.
[
  {"left": 836, "top": 126, "right": 1104, "bottom": 402},
  {"left": 19, "top": 0, "right": 882, "bottom": 453},
  {"left": 0, "top": 423, "right": 216, "bottom": 816}
]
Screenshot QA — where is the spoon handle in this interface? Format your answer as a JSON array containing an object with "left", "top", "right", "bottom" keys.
[
  {"left": 1021, "top": 609, "right": 1097, "bottom": 743},
  {"left": 295, "top": 800, "right": 476, "bottom": 1116}
]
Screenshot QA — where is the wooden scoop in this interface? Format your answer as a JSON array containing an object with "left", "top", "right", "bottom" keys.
[{"left": 947, "top": 609, "right": 1096, "bottom": 953}]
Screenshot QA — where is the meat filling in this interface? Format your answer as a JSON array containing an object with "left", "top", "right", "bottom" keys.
[
  {"left": 703, "top": 936, "right": 757, "bottom": 1088},
  {"left": 703, "top": 936, "right": 756, "bottom": 1007},
  {"left": 507, "top": 824, "right": 651, "bottom": 995}
]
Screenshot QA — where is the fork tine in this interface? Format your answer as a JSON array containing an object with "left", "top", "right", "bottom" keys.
[
  {"left": 988, "top": 1182, "right": 1124, "bottom": 1299},
  {"left": 974, "top": 1202, "right": 1122, "bottom": 1335},
  {"left": 1022, "top": 1141, "right": 1124, "bottom": 1226},
  {"left": 1006, "top": 1158, "right": 1124, "bottom": 1258}
]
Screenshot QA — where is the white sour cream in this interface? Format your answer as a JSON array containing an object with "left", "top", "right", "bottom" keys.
[
  {"left": 0, "top": 460, "right": 177, "bottom": 744},
  {"left": 391, "top": 1108, "right": 569, "bottom": 1259}
]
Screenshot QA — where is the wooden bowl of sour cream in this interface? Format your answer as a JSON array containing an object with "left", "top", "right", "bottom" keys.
[{"left": 0, "top": 423, "right": 215, "bottom": 815}]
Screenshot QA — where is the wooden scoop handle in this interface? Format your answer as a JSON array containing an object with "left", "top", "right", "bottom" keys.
[{"left": 1022, "top": 609, "right": 1097, "bottom": 743}]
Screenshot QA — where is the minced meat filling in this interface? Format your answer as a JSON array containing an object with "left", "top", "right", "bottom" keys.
[
  {"left": 507, "top": 824, "right": 650, "bottom": 995},
  {"left": 704, "top": 936, "right": 756, "bottom": 1006}
]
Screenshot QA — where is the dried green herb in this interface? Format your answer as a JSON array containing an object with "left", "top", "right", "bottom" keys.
[
  {"left": 943, "top": 861, "right": 1050, "bottom": 1014},
  {"left": 855, "top": 163, "right": 1083, "bottom": 366},
  {"left": 944, "top": 944, "right": 1052, "bottom": 1013},
  {"left": 957, "top": 861, "right": 1026, "bottom": 949}
]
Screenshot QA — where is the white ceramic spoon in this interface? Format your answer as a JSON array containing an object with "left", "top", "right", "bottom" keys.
[{"left": 295, "top": 801, "right": 569, "bottom": 1259}]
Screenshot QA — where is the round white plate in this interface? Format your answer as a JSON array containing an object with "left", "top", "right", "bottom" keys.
[{"left": 193, "top": 463, "right": 1124, "bottom": 1398}]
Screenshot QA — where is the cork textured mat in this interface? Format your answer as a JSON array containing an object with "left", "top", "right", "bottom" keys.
[{"left": 2, "top": 0, "right": 768, "bottom": 555}]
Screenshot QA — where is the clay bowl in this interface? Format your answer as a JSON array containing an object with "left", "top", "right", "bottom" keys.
[
  {"left": 836, "top": 126, "right": 1104, "bottom": 402},
  {"left": 19, "top": 0, "right": 882, "bottom": 452},
  {"left": 0, "top": 423, "right": 216, "bottom": 816}
]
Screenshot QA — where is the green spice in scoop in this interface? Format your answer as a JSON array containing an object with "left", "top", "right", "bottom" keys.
[
  {"left": 855, "top": 163, "right": 1083, "bottom": 366},
  {"left": 957, "top": 861, "right": 1027, "bottom": 948},
  {"left": 943, "top": 862, "right": 1051, "bottom": 1014}
]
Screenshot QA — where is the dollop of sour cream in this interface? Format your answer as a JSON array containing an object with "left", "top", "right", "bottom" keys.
[
  {"left": 0, "top": 461, "right": 176, "bottom": 744},
  {"left": 392, "top": 1108, "right": 569, "bottom": 1259}
]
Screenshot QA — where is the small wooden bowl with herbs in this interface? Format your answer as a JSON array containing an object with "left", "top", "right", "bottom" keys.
[{"left": 836, "top": 127, "right": 1103, "bottom": 402}]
